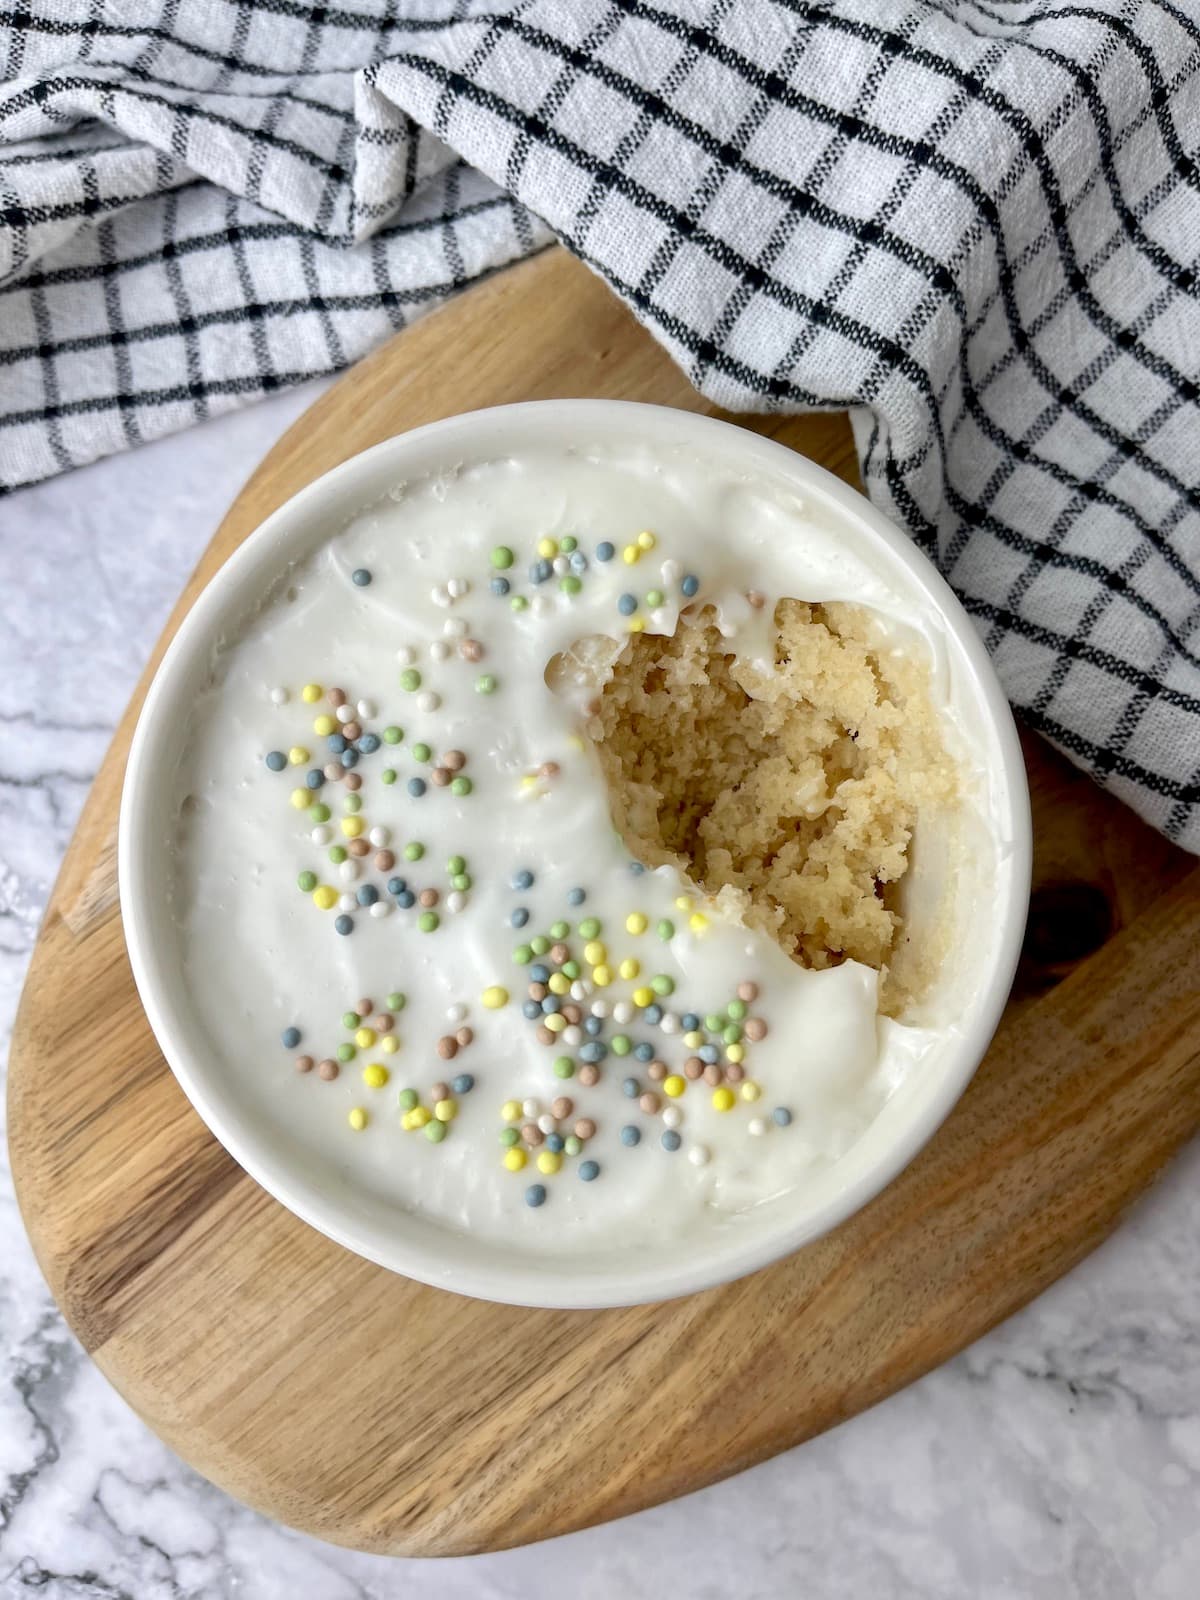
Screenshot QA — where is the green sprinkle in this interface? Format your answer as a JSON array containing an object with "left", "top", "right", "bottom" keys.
[
  {"left": 510, "top": 595, "right": 528, "bottom": 612},
  {"left": 343, "top": 793, "right": 362, "bottom": 814},
  {"left": 560, "top": 575, "right": 582, "bottom": 595},
  {"left": 491, "top": 545, "right": 515, "bottom": 570},
  {"left": 381, "top": 768, "right": 397, "bottom": 785},
  {"left": 553, "top": 1056, "right": 575, "bottom": 1079},
  {"left": 451, "top": 872, "right": 471, "bottom": 891},
  {"left": 500, "top": 1126, "right": 520, "bottom": 1147},
  {"left": 398, "top": 1088, "right": 418, "bottom": 1111},
  {"left": 337, "top": 1043, "right": 356, "bottom": 1063},
  {"left": 328, "top": 845, "right": 347, "bottom": 864},
  {"left": 298, "top": 870, "right": 318, "bottom": 892},
  {"left": 562, "top": 960, "right": 580, "bottom": 979},
  {"left": 308, "top": 802, "right": 330, "bottom": 823},
  {"left": 412, "top": 742, "right": 431, "bottom": 763},
  {"left": 610, "top": 1035, "right": 632, "bottom": 1057},
  {"left": 705, "top": 1012, "right": 722, "bottom": 1033},
  {"left": 560, "top": 535, "right": 577, "bottom": 553},
  {"left": 418, "top": 911, "right": 439, "bottom": 932},
  {"left": 404, "top": 841, "right": 425, "bottom": 862},
  {"left": 646, "top": 588, "right": 664, "bottom": 607},
  {"left": 386, "top": 991, "right": 406, "bottom": 1011},
  {"left": 727, "top": 999, "right": 747, "bottom": 1020},
  {"left": 450, "top": 776, "right": 473, "bottom": 796},
  {"left": 564, "top": 1134, "right": 582, "bottom": 1155},
  {"left": 530, "top": 935, "right": 550, "bottom": 956},
  {"left": 723, "top": 1023, "right": 742, "bottom": 1045},
  {"left": 579, "top": 917, "right": 601, "bottom": 939},
  {"left": 341, "top": 1010, "right": 360, "bottom": 1030},
  {"left": 656, "top": 919, "right": 675, "bottom": 941},
  {"left": 475, "top": 673, "right": 498, "bottom": 695},
  {"left": 652, "top": 974, "right": 675, "bottom": 997},
  {"left": 513, "top": 944, "right": 533, "bottom": 965},
  {"left": 424, "top": 1118, "right": 447, "bottom": 1142},
  {"left": 383, "top": 725, "right": 403, "bottom": 745},
  {"left": 447, "top": 854, "right": 466, "bottom": 876},
  {"left": 399, "top": 668, "right": 421, "bottom": 692},
  {"left": 549, "top": 920, "right": 570, "bottom": 940}
]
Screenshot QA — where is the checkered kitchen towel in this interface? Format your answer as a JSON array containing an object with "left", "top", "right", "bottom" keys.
[{"left": 3, "top": 2, "right": 1200, "bottom": 849}]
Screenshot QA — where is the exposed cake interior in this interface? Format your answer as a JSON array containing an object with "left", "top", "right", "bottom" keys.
[{"left": 578, "top": 601, "right": 958, "bottom": 1015}]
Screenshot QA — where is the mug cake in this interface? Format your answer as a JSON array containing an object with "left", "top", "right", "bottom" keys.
[{"left": 122, "top": 403, "right": 1029, "bottom": 1306}]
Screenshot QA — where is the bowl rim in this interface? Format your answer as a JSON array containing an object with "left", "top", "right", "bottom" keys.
[{"left": 119, "top": 399, "right": 1032, "bottom": 1309}]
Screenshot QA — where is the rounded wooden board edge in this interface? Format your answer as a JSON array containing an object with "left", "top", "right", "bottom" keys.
[{"left": 9, "top": 246, "right": 1200, "bottom": 1557}]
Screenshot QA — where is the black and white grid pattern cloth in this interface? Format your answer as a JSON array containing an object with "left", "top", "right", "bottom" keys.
[{"left": 4, "top": 1, "right": 1200, "bottom": 849}]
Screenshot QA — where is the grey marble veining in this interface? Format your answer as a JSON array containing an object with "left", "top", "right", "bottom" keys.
[{"left": 1, "top": 392, "right": 1198, "bottom": 1600}]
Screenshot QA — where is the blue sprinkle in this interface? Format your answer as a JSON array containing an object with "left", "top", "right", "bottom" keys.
[
  {"left": 634, "top": 1041, "right": 654, "bottom": 1062},
  {"left": 579, "top": 1160, "right": 600, "bottom": 1181},
  {"left": 265, "top": 750, "right": 286, "bottom": 772},
  {"left": 530, "top": 963, "right": 550, "bottom": 984},
  {"left": 567, "top": 886, "right": 586, "bottom": 905},
  {"left": 629, "top": 861, "right": 645, "bottom": 875},
  {"left": 452, "top": 1073, "right": 475, "bottom": 1095},
  {"left": 351, "top": 567, "right": 372, "bottom": 587},
  {"left": 681, "top": 574, "right": 700, "bottom": 597},
  {"left": 387, "top": 877, "right": 407, "bottom": 896},
  {"left": 681, "top": 1013, "right": 700, "bottom": 1033},
  {"left": 545, "top": 1133, "right": 564, "bottom": 1153},
  {"left": 699, "top": 1044, "right": 720, "bottom": 1065},
  {"left": 334, "top": 914, "right": 354, "bottom": 935},
  {"left": 622, "top": 1077, "right": 640, "bottom": 1098},
  {"left": 357, "top": 733, "right": 380, "bottom": 754},
  {"left": 530, "top": 559, "right": 552, "bottom": 584},
  {"left": 569, "top": 550, "right": 588, "bottom": 573},
  {"left": 525, "top": 1184, "right": 547, "bottom": 1208},
  {"left": 396, "top": 890, "right": 415, "bottom": 909},
  {"left": 357, "top": 884, "right": 379, "bottom": 906},
  {"left": 596, "top": 541, "right": 615, "bottom": 562},
  {"left": 523, "top": 1000, "right": 542, "bottom": 1020},
  {"left": 619, "top": 1125, "right": 640, "bottom": 1147},
  {"left": 580, "top": 1041, "right": 607, "bottom": 1063},
  {"left": 583, "top": 1016, "right": 602, "bottom": 1037},
  {"left": 643, "top": 1004, "right": 663, "bottom": 1025},
  {"left": 617, "top": 593, "right": 637, "bottom": 616},
  {"left": 661, "top": 1130, "right": 682, "bottom": 1152},
  {"left": 341, "top": 748, "right": 359, "bottom": 769},
  {"left": 281, "top": 1026, "right": 301, "bottom": 1049},
  {"left": 540, "top": 996, "right": 561, "bottom": 1015},
  {"left": 305, "top": 768, "right": 324, "bottom": 789},
  {"left": 512, "top": 869, "right": 534, "bottom": 890},
  {"left": 407, "top": 777, "right": 426, "bottom": 797},
  {"left": 510, "top": 907, "right": 530, "bottom": 928},
  {"left": 490, "top": 575, "right": 511, "bottom": 596},
  {"left": 327, "top": 733, "right": 347, "bottom": 754},
  {"left": 773, "top": 1106, "right": 793, "bottom": 1127}
]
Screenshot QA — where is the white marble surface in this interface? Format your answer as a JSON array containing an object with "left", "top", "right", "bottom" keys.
[{"left": 2, "top": 392, "right": 1199, "bottom": 1600}]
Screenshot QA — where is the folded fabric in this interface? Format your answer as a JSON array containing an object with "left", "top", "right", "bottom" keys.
[{"left": 2, "top": 1, "right": 1198, "bottom": 850}]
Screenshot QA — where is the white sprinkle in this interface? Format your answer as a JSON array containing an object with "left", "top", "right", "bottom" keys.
[
  {"left": 416, "top": 690, "right": 441, "bottom": 712},
  {"left": 562, "top": 1025, "right": 582, "bottom": 1046},
  {"left": 661, "top": 558, "right": 681, "bottom": 584},
  {"left": 590, "top": 999, "right": 610, "bottom": 1019},
  {"left": 338, "top": 860, "right": 360, "bottom": 882},
  {"left": 368, "top": 825, "right": 390, "bottom": 847},
  {"left": 447, "top": 1002, "right": 468, "bottom": 1024},
  {"left": 659, "top": 1013, "right": 680, "bottom": 1035},
  {"left": 431, "top": 585, "right": 451, "bottom": 607},
  {"left": 336, "top": 704, "right": 354, "bottom": 723},
  {"left": 356, "top": 699, "right": 374, "bottom": 719},
  {"left": 429, "top": 640, "right": 450, "bottom": 661},
  {"left": 612, "top": 1000, "right": 634, "bottom": 1025},
  {"left": 748, "top": 1117, "right": 767, "bottom": 1137},
  {"left": 270, "top": 686, "right": 289, "bottom": 705},
  {"left": 369, "top": 900, "right": 391, "bottom": 919},
  {"left": 446, "top": 890, "right": 467, "bottom": 913},
  {"left": 447, "top": 576, "right": 468, "bottom": 598},
  {"left": 310, "top": 825, "right": 331, "bottom": 846},
  {"left": 551, "top": 554, "right": 569, "bottom": 575},
  {"left": 444, "top": 616, "right": 468, "bottom": 638},
  {"left": 570, "top": 981, "right": 589, "bottom": 1001},
  {"left": 688, "top": 1143, "right": 710, "bottom": 1166},
  {"left": 531, "top": 594, "right": 550, "bottom": 616},
  {"left": 537, "top": 1113, "right": 556, "bottom": 1134},
  {"left": 662, "top": 1105, "right": 682, "bottom": 1129},
  {"left": 396, "top": 645, "right": 415, "bottom": 666},
  {"left": 522, "top": 1098, "right": 540, "bottom": 1118},
  {"left": 338, "top": 892, "right": 357, "bottom": 912}
]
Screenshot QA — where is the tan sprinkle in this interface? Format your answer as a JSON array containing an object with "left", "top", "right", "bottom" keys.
[
  {"left": 342, "top": 720, "right": 361, "bottom": 741},
  {"left": 536, "top": 1026, "right": 555, "bottom": 1046},
  {"left": 442, "top": 750, "right": 466, "bottom": 771},
  {"left": 703, "top": 1064, "right": 723, "bottom": 1086},
  {"left": 746, "top": 590, "right": 766, "bottom": 609},
  {"left": 373, "top": 1014, "right": 393, "bottom": 1033},
  {"left": 418, "top": 888, "right": 439, "bottom": 908},
  {"left": 455, "top": 1026, "right": 473, "bottom": 1047},
  {"left": 574, "top": 1117, "right": 596, "bottom": 1139},
  {"left": 430, "top": 1082, "right": 450, "bottom": 1103},
  {"left": 549, "top": 942, "right": 570, "bottom": 965},
  {"left": 725, "top": 1063, "right": 745, "bottom": 1083},
  {"left": 344, "top": 771, "right": 362, "bottom": 792},
  {"left": 430, "top": 767, "right": 451, "bottom": 786},
  {"left": 561, "top": 1003, "right": 582, "bottom": 1025},
  {"left": 317, "top": 1059, "right": 339, "bottom": 1081},
  {"left": 737, "top": 981, "right": 759, "bottom": 1003},
  {"left": 683, "top": 1056, "right": 703, "bottom": 1080},
  {"left": 538, "top": 762, "right": 560, "bottom": 779},
  {"left": 521, "top": 1123, "right": 543, "bottom": 1146},
  {"left": 348, "top": 838, "right": 369, "bottom": 857},
  {"left": 578, "top": 1064, "right": 600, "bottom": 1087},
  {"left": 639, "top": 1092, "right": 659, "bottom": 1114},
  {"left": 743, "top": 1017, "right": 768, "bottom": 1041},
  {"left": 648, "top": 1060, "right": 668, "bottom": 1082},
  {"left": 328, "top": 688, "right": 346, "bottom": 708},
  {"left": 436, "top": 1036, "right": 458, "bottom": 1060},
  {"left": 375, "top": 849, "right": 395, "bottom": 872},
  {"left": 528, "top": 982, "right": 548, "bottom": 1002},
  {"left": 295, "top": 1055, "right": 313, "bottom": 1073},
  {"left": 552, "top": 1097, "right": 574, "bottom": 1120},
  {"left": 324, "top": 761, "right": 342, "bottom": 781},
  {"left": 459, "top": 639, "right": 483, "bottom": 662}
]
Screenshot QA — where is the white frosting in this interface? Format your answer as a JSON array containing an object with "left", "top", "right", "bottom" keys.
[{"left": 170, "top": 440, "right": 1000, "bottom": 1256}]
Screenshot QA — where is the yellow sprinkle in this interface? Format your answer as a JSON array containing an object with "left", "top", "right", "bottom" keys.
[
  {"left": 591, "top": 963, "right": 612, "bottom": 987},
  {"left": 583, "top": 940, "right": 607, "bottom": 966},
  {"left": 726, "top": 1042, "right": 745, "bottom": 1064},
  {"left": 619, "top": 958, "right": 640, "bottom": 981},
  {"left": 537, "top": 536, "right": 558, "bottom": 559},
  {"left": 689, "top": 913, "right": 709, "bottom": 933},
  {"left": 288, "top": 746, "right": 309, "bottom": 766},
  {"left": 567, "top": 734, "right": 585, "bottom": 751},
  {"left": 434, "top": 1097, "right": 457, "bottom": 1122},
  {"left": 632, "top": 986, "right": 654, "bottom": 1007},
  {"left": 504, "top": 1147, "right": 527, "bottom": 1172},
  {"left": 520, "top": 773, "right": 538, "bottom": 790},
  {"left": 301, "top": 683, "right": 322, "bottom": 703},
  {"left": 683, "top": 1030, "right": 703, "bottom": 1049},
  {"left": 741, "top": 1080, "right": 761, "bottom": 1102},
  {"left": 502, "top": 1099, "right": 521, "bottom": 1122},
  {"left": 622, "top": 543, "right": 640, "bottom": 565},
  {"left": 362, "top": 1063, "right": 389, "bottom": 1089},
  {"left": 380, "top": 1035, "right": 399, "bottom": 1055},
  {"left": 637, "top": 530, "right": 656, "bottom": 551},
  {"left": 355, "top": 1027, "right": 376, "bottom": 1048},
  {"left": 347, "top": 1107, "right": 368, "bottom": 1131},
  {"left": 482, "top": 985, "right": 509, "bottom": 1010},
  {"left": 312, "top": 885, "right": 338, "bottom": 910},
  {"left": 537, "top": 1150, "right": 563, "bottom": 1175},
  {"left": 313, "top": 714, "right": 335, "bottom": 736},
  {"left": 627, "top": 616, "right": 646, "bottom": 633},
  {"left": 712, "top": 1087, "right": 736, "bottom": 1112},
  {"left": 544, "top": 1012, "right": 566, "bottom": 1033},
  {"left": 626, "top": 912, "right": 648, "bottom": 935},
  {"left": 290, "top": 788, "right": 308, "bottom": 809},
  {"left": 675, "top": 895, "right": 693, "bottom": 912},
  {"left": 663, "top": 1075, "right": 685, "bottom": 1098},
  {"left": 548, "top": 972, "right": 570, "bottom": 996},
  {"left": 341, "top": 816, "right": 364, "bottom": 838},
  {"left": 401, "top": 1110, "right": 417, "bottom": 1130},
  {"left": 410, "top": 1105, "right": 431, "bottom": 1128}
]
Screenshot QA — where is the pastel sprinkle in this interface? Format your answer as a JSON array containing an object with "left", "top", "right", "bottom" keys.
[
  {"left": 482, "top": 985, "right": 509, "bottom": 1009},
  {"left": 351, "top": 567, "right": 372, "bottom": 586},
  {"left": 490, "top": 546, "right": 515, "bottom": 569},
  {"left": 348, "top": 1107, "right": 368, "bottom": 1131},
  {"left": 525, "top": 1184, "right": 547, "bottom": 1207},
  {"left": 579, "top": 1160, "right": 600, "bottom": 1182}
]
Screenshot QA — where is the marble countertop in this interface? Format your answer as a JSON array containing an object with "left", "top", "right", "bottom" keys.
[{"left": 2, "top": 390, "right": 1198, "bottom": 1600}]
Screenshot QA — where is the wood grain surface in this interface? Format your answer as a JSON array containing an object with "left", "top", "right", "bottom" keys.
[{"left": 9, "top": 248, "right": 1200, "bottom": 1557}]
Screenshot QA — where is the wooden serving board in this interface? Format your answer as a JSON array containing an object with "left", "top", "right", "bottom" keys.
[{"left": 10, "top": 248, "right": 1200, "bottom": 1557}]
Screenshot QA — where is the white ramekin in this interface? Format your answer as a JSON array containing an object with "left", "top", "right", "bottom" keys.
[{"left": 120, "top": 401, "right": 1031, "bottom": 1308}]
